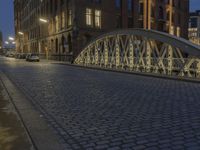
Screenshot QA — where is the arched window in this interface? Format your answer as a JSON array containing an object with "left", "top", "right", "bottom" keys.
[
  {"left": 55, "top": 38, "right": 58, "bottom": 53},
  {"left": 61, "top": 35, "right": 66, "bottom": 53},
  {"left": 67, "top": 34, "right": 72, "bottom": 53},
  {"left": 159, "top": 6, "right": 164, "bottom": 19}
]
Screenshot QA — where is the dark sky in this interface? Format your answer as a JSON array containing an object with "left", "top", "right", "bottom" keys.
[{"left": 0, "top": 0, "right": 200, "bottom": 45}]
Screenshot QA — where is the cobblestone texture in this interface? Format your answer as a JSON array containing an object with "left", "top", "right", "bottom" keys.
[{"left": 1, "top": 58, "right": 200, "bottom": 149}]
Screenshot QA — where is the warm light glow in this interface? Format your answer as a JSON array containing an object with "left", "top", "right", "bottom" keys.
[
  {"left": 95, "top": 10, "right": 101, "bottom": 28},
  {"left": 18, "top": 32, "right": 24, "bottom": 35},
  {"left": 9, "top": 37, "right": 15, "bottom": 41},
  {"left": 86, "top": 8, "right": 92, "bottom": 26},
  {"left": 39, "top": 18, "right": 48, "bottom": 23},
  {"left": 12, "top": 42, "right": 16, "bottom": 44}
]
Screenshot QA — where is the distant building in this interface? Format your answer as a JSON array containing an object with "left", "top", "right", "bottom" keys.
[
  {"left": 189, "top": 10, "right": 200, "bottom": 46},
  {"left": 14, "top": 0, "right": 189, "bottom": 61},
  {"left": 0, "top": 31, "right": 2, "bottom": 49}
]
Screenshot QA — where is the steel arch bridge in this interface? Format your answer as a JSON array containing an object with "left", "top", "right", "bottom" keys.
[{"left": 75, "top": 29, "right": 200, "bottom": 78}]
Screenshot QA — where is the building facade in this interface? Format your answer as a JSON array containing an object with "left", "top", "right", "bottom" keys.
[
  {"left": 189, "top": 10, "right": 200, "bottom": 46},
  {"left": 0, "top": 31, "right": 2, "bottom": 49},
  {"left": 14, "top": 0, "right": 189, "bottom": 60}
]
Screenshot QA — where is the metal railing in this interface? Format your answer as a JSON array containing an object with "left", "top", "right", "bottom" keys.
[{"left": 75, "top": 29, "right": 200, "bottom": 79}]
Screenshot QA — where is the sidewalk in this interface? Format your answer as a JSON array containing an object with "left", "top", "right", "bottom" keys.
[
  {"left": 0, "top": 77, "right": 33, "bottom": 150},
  {"left": 0, "top": 72, "right": 65, "bottom": 150}
]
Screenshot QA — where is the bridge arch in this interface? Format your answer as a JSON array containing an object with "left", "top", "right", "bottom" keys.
[{"left": 75, "top": 29, "right": 200, "bottom": 78}]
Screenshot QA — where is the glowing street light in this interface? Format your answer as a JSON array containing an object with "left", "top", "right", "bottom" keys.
[
  {"left": 39, "top": 18, "right": 48, "bottom": 23},
  {"left": 5, "top": 41, "right": 9, "bottom": 44},
  {"left": 9, "top": 37, "right": 15, "bottom": 41},
  {"left": 12, "top": 42, "right": 16, "bottom": 44},
  {"left": 18, "top": 32, "right": 24, "bottom": 35}
]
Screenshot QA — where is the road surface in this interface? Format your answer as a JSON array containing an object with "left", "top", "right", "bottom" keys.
[{"left": 0, "top": 57, "right": 200, "bottom": 150}]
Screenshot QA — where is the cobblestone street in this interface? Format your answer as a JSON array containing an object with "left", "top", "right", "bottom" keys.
[{"left": 1, "top": 57, "right": 200, "bottom": 150}]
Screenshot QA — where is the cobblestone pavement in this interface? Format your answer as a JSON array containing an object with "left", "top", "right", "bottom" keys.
[{"left": 1, "top": 57, "right": 200, "bottom": 150}]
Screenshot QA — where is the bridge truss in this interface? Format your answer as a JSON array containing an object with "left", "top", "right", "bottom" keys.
[{"left": 75, "top": 29, "right": 200, "bottom": 79}]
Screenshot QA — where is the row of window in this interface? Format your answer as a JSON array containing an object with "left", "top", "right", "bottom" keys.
[
  {"left": 86, "top": 8, "right": 102, "bottom": 28},
  {"left": 28, "top": 8, "right": 101, "bottom": 40}
]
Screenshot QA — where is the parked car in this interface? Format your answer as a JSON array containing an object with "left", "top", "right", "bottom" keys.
[
  {"left": 26, "top": 54, "right": 40, "bottom": 62},
  {"left": 15, "top": 53, "right": 19, "bottom": 58},
  {"left": 18, "top": 53, "right": 27, "bottom": 59},
  {"left": 5, "top": 51, "right": 15, "bottom": 57}
]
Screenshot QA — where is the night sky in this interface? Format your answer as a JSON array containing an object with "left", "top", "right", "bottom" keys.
[{"left": 0, "top": 0, "right": 200, "bottom": 46}]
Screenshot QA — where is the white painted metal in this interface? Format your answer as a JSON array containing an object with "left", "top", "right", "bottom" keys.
[{"left": 75, "top": 29, "right": 200, "bottom": 78}]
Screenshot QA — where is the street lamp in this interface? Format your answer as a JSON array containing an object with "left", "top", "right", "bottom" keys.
[
  {"left": 5, "top": 41, "right": 10, "bottom": 50},
  {"left": 39, "top": 18, "right": 48, "bottom": 23},
  {"left": 39, "top": 17, "right": 49, "bottom": 60},
  {"left": 18, "top": 32, "right": 24, "bottom": 35},
  {"left": 18, "top": 31, "right": 24, "bottom": 53},
  {"left": 9, "top": 37, "right": 15, "bottom": 41}
]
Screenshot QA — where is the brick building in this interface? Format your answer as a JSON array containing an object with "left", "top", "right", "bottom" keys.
[
  {"left": 189, "top": 10, "right": 200, "bottom": 46},
  {"left": 14, "top": 0, "right": 189, "bottom": 60},
  {"left": 0, "top": 31, "right": 2, "bottom": 49}
]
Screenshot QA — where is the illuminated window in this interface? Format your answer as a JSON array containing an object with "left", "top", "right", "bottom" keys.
[
  {"left": 86, "top": 8, "right": 92, "bottom": 26},
  {"left": 170, "top": 26, "right": 174, "bottom": 35},
  {"left": 176, "top": 27, "right": 180, "bottom": 37},
  {"left": 68, "top": 10, "right": 72, "bottom": 26},
  {"left": 55, "top": 15, "right": 59, "bottom": 32},
  {"left": 95, "top": 10, "right": 101, "bottom": 28},
  {"left": 61, "top": 11, "right": 65, "bottom": 29}
]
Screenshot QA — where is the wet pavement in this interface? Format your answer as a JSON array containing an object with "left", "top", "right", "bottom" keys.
[{"left": 0, "top": 80, "right": 33, "bottom": 150}]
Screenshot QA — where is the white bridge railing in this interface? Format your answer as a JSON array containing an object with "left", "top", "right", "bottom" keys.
[{"left": 75, "top": 29, "right": 200, "bottom": 79}]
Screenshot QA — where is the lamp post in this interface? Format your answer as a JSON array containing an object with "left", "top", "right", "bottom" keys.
[
  {"left": 39, "top": 17, "right": 49, "bottom": 60},
  {"left": 8, "top": 37, "right": 16, "bottom": 50},
  {"left": 18, "top": 32, "right": 24, "bottom": 53}
]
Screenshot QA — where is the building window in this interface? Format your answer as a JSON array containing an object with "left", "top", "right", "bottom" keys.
[
  {"left": 61, "top": 0, "right": 64, "bottom": 6},
  {"left": 50, "top": 0, "right": 53, "bottom": 13},
  {"left": 139, "top": 1, "right": 143, "bottom": 15},
  {"left": 116, "top": 15, "right": 122, "bottom": 28},
  {"left": 86, "top": 8, "right": 93, "bottom": 26},
  {"left": 115, "top": 0, "right": 121, "bottom": 9},
  {"left": 61, "top": 11, "right": 65, "bottom": 29},
  {"left": 55, "top": 0, "right": 58, "bottom": 12},
  {"left": 55, "top": 15, "right": 59, "bottom": 32},
  {"left": 170, "top": 26, "right": 174, "bottom": 35},
  {"left": 128, "top": 17, "right": 133, "bottom": 28},
  {"left": 68, "top": 10, "right": 72, "bottom": 26},
  {"left": 158, "top": 6, "right": 164, "bottom": 19},
  {"left": 176, "top": 27, "right": 180, "bottom": 37},
  {"left": 94, "top": 0, "right": 101, "bottom": 4},
  {"left": 61, "top": 36, "right": 66, "bottom": 53},
  {"left": 95, "top": 10, "right": 101, "bottom": 28},
  {"left": 127, "top": 0, "right": 132, "bottom": 12}
]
